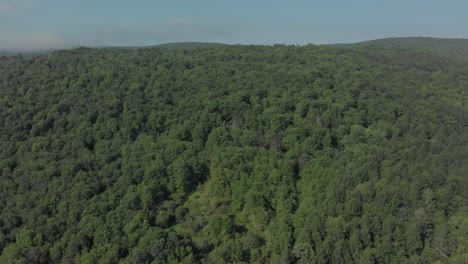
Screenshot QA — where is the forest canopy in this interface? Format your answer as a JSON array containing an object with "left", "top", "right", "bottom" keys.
[{"left": 0, "top": 42, "right": 467, "bottom": 263}]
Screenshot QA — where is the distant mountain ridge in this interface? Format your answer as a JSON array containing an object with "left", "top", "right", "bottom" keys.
[
  {"left": 0, "top": 50, "right": 52, "bottom": 57},
  {"left": 2, "top": 38, "right": 468, "bottom": 61},
  {"left": 107, "top": 42, "right": 225, "bottom": 50},
  {"left": 0, "top": 42, "right": 225, "bottom": 56},
  {"left": 334, "top": 37, "right": 468, "bottom": 63},
  {"left": 150, "top": 42, "right": 225, "bottom": 49}
]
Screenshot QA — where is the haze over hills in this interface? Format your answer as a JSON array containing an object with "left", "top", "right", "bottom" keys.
[
  {"left": 2, "top": 37, "right": 468, "bottom": 65},
  {"left": 142, "top": 42, "right": 226, "bottom": 49},
  {"left": 102, "top": 42, "right": 226, "bottom": 50}
]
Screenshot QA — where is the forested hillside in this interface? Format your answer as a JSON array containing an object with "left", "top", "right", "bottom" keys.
[
  {"left": 336, "top": 37, "right": 468, "bottom": 63},
  {"left": 0, "top": 43, "right": 467, "bottom": 263}
]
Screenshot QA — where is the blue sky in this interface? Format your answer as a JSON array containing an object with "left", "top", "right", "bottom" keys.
[{"left": 0, "top": 0, "right": 467, "bottom": 50}]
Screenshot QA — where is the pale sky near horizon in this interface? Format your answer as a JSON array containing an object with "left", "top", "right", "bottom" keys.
[{"left": 0, "top": 0, "right": 467, "bottom": 51}]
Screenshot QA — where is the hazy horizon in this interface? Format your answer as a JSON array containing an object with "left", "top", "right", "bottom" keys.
[{"left": 1, "top": 0, "right": 467, "bottom": 51}]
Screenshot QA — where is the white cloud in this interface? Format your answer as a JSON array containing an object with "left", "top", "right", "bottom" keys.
[{"left": 0, "top": 31, "right": 67, "bottom": 51}]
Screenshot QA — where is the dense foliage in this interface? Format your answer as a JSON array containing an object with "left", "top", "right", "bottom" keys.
[{"left": 0, "top": 43, "right": 467, "bottom": 263}]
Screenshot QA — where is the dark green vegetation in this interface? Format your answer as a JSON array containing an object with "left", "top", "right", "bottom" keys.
[{"left": 0, "top": 42, "right": 467, "bottom": 263}]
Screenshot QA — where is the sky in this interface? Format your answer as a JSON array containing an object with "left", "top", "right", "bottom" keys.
[{"left": 0, "top": 0, "right": 467, "bottom": 51}]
